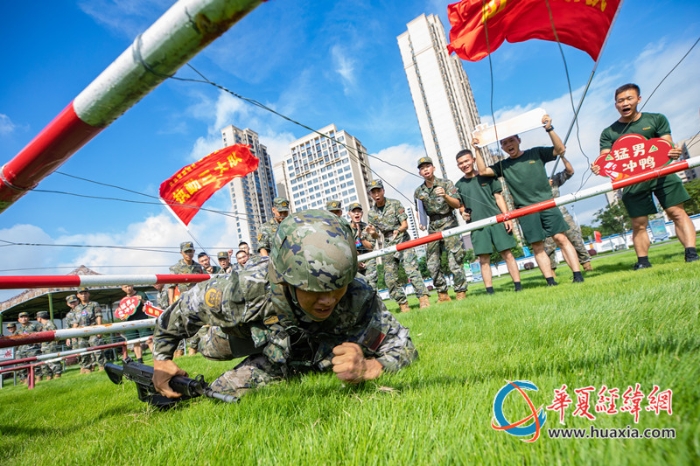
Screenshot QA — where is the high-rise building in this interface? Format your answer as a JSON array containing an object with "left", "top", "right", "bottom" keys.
[
  {"left": 398, "top": 14, "right": 490, "bottom": 179},
  {"left": 221, "top": 125, "right": 276, "bottom": 250},
  {"left": 279, "top": 124, "right": 373, "bottom": 218}
]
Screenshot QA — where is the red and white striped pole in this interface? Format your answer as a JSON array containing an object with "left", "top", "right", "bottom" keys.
[
  {"left": 358, "top": 158, "right": 700, "bottom": 262},
  {"left": 0, "top": 0, "right": 263, "bottom": 214},
  {"left": 0, "top": 273, "right": 210, "bottom": 290},
  {"left": 0, "top": 320, "right": 154, "bottom": 349}
]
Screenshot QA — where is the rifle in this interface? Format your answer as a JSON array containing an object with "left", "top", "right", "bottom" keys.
[{"left": 105, "top": 357, "right": 237, "bottom": 408}]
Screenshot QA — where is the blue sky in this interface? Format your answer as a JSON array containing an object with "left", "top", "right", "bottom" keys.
[{"left": 1, "top": 0, "right": 699, "bottom": 290}]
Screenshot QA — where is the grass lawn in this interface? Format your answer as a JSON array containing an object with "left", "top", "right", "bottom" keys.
[{"left": 1, "top": 240, "right": 699, "bottom": 465}]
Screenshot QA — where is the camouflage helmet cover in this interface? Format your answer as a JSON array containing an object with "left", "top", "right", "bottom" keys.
[{"left": 270, "top": 210, "right": 357, "bottom": 292}]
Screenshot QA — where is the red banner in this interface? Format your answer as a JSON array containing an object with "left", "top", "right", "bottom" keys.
[
  {"left": 143, "top": 302, "right": 164, "bottom": 318},
  {"left": 447, "top": 0, "right": 621, "bottom": 62},
  {"left": 115, "top": 295, "right": 141, "bottom": 321},
  {"left": 592, "top": 134, "right": 672, "bottom": 182},
  {"left": 159, "top": 144, "right": 259, "bottom": 225}
]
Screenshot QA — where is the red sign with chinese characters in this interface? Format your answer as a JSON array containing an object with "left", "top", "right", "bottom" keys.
[
  {"left": 143, "top": 301, "right": 163, "bottom": 318},
  {"left": 159, "top": 144, "right": 259, "bottom": 225},
  {"left": 592, "top": 134, "right": 672, "bottom": 182},
  {"left": 115, "top": 295, "right": 141, "bottom": 321}
]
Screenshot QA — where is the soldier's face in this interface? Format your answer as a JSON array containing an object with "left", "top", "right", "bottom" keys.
[
  {"left": 218, "top": 257, "right": 230, "bottom": 268},
  {"left": 18, "top": 316, "right": 29, "bottom": 324},
  {"left": 273, "top": 208, "right": 289, "bottom": 222},
  {"left": 418, "top": 163, "right": 434, "bottom": 179},
  {"left": 457, "top": 154, "right": 475, "bottom": 176},
  {"left": 198, "top": 255, "right": 211, "bottom": 268},
  {"left": 295, "top": 285, "right": 349, "bottom": 321},
  {"left": 182, "top": 250, "right": 195, "bottom": 261},
  {"left": 122, "top": 285, "right": 135, "bottom": 295},
  {"left": 369, "top": 188, "right": 384, "bottom": 203},
  {"left": 236, "top": 252, "right": 248, "bottom": 265},
  {"left": 349, "top": 209, "right": 363, "bottom": 222},
  {"left": 239, "top": 244, "right": 250, "bottom": 254},
  {"left": 68, "top": 300, "right": 79, "bottom": 308},
  {"left": 500, "top": 136, "right": 521, "bottom": 158},
  {"left": 78, "top": 291, "right": 89, "bottom": 303}
]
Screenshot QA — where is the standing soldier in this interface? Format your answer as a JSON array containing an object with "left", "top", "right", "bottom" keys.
[
  {"left": 217, "top": 251, "right": 234, "bottom": 274},
  {"left": 544, "top": 155, "right": 593, "bottom": 274},
  {"left": 169, "top": 241, "right": 206, "bottom": 356},
  {"left": 74, "top": 287, "right": 106, "bottom": 373},
  {"left": 367, "top": 180, "right": 430, "bottom": 312},
  {"left": 36, "top": 311, "right": 61, "bottom": 380},
  {"left": 258, "top": 197, "right": 290, "bottom": 256},
  {"left": 198, "top": 252, "right": 221, "bottom": 274},
  {"left": 152, "top": 284, "right": 170, "bottom": 310},
  {"left": 414, "top": 156, "right": 467, "bottom": 302},
  {"left": 15, "top": 312, "right": 42, "bottom": 383},
  {"left": 64, "top": 294, "right": 80, "bottom": 349},
  {"left": 348, "top": 202, "right": 377, "bottom": 286}
]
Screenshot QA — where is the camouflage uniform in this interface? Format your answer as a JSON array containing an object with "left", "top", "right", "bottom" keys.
[
  {"left": 544, "top": 170, "right": 592, "bottom": 269},
  {"left": 368, "top": 198, "right": 428, "bottom": 305},
  {"left": 15, "top": 319, "right": 41, "bottom": 380},
  {"left": 257, "top": 217, "right": 282, "bottom": 254},
  {"left": 156, "top": 287, "right": 170, "bottom": 310},
  {"left": 414, "top": 177, "right": 467, "bottom": 294},
  {"left": 38, "top": 316, "right": 61, "bottom": 378},
  {"left": 153, "top": 210, "right": 417, "bottom": 399},
  {"left": 71, "top": 301, "right": 105, "bottom": 370},
  {"left": 169, "top": 258, "right": 205, "bottom": 351},
  {"left": 352, "top": 218, "right": 377, "bottom": 289}
]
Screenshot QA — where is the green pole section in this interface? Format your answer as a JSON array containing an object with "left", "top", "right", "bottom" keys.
[{"left": 48, "top": 292, "right": 55, "bottom": 321}]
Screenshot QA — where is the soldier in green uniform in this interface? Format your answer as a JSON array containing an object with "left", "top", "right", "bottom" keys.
[
  {"left": 36, "top": 311, "right": 61, "bottom": 380},
  {"left": 74, "top": 288, "right": 106, "bottom": 373},
  {"left": 455, "top": 150, "right": 522, "bottom": 294},
  {"left": 15, "top": 312, "right": 42, "bottom": 382},
  {"left": 64, "top": 295, "right": 79, "bottom": 350},
  {"left": 217, "top": 251, "right": 234, "bottom": 274},
  {"left": 169, "top": 241, "right": 206, "bottom": 356},
  {"left": 152, "top": 284, "right": 170, "bottom": 310},
  {"left": 257, "top": 197, "right": 290, "bottom": 256},
  {"left": 367, "top": 180, "right": 430, "bottom": 312},
  {"left": 153, "top": 210, "right": 418, "bottom": 401},
  {"left": 474, "top": 114, "right": 584, "bottom": 285},
  {"left": 348, "top": 202, "right": 377, "bottom": 286},
  {"left": 414, "top": 156, "right": 467, "bottom": 302},
  {"left": 544, "top": 155, "right": 592, "bottom": 273},
  {"left": 5, "top": 322, "right": 16, "bottom": 336},
  {"left": 595, "top": 83, "right": 697, "bottom": 269}
]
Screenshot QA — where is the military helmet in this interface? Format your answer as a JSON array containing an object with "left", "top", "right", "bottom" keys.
[{"left": 269, "top": 210, "right": 357, "bottom": 292}]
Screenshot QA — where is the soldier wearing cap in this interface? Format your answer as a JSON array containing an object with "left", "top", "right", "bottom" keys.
[
  {"left": 414, "top": 156, "right": 467, "bottom": 302},
  {"left": 367, "top": 179, "right": 430, "bottom": 312},
  {"left": 64, "top": 295, "right": 80, "bottom": 348},
  {"left": 198, "top": 252, "right": 222, "bottom": 275},
  {"left": 169, "top": 242, "right": 206, "bottom": 356},
  {"left": 36, "top": 311, "right": 61, "bottom": 380},
  {"left": 72, "top": 287, "right": 106, "bottom": 373},
  {"left": 217, "top": 251, "right": 233, "bottom": 274},
  {"left": 326, "top": 200, "right": 343, "bottom": 217},
  {"left": 347, "top": 202, "right": 377, "bottom": 285},
  {"left": 15, "top": 311, "right": 41, "bottom": 382},
  {"left": 153, "top": 210, "right": 417, "bottom": 401},
  {"left": 5, "top": 322, "right": 17, "bottom": 335},
  {"left": 258, "top": 197, "right": 290, "bottom": 257}
]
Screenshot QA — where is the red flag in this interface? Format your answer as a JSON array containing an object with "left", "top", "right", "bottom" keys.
[
  {"left": 159, "top": 144, "right": 259, "bottom": 226},
  {"left": 447, "top": 0, "right": 621, "bottom": 62}
]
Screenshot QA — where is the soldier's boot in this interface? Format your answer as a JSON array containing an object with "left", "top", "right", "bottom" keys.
[
  {"left": 53, "top": 373, "right": 61, "bottom": 379},
  {"left": 455, "top": 292, "right": 467, "bottom": 301},
  {"left": 188, "top": 348, "right": 198, "bottom": 356},
  {"left": 173, "top": 349, "right": 184, "bottom": 359},
  {"left": 399, "top": 302, "right": 410, "bottom": 313},
  {"left": 419, "top": 295, "right": 431, "bottom": 309},
  {"left": 437, "top": 292, "right": 451, "bottom": 303},
  {"left": 583, "top": 262, "right": 593, "bottom": 272}
]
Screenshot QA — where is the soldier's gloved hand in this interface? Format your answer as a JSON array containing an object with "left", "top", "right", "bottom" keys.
[
  {"left": 153, "top": 359, "right": 188, "bottom": 398},
  {"left": 331, "top": 342, "right": 383, "bottom": 384}
]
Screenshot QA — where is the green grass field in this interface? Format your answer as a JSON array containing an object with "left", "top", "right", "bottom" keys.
[{"left": 2, "top": 241, "right": 699, "bottom": 465}]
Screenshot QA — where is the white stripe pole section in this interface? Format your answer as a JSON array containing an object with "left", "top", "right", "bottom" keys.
[
  {"left": 0, "top": 273, "right": 210, "bottom": 289},
  {"left": 0, "top": 0, "right": 263, "bottom": 213},
  {"left": 0, "top": 320, "right": 155, "bottom": 349},
  {"left": 37, "top": 337, "right": 152, "bottom": 364},
  {"left": 358, "top": 157, "right": 700, "bottom": 262}
]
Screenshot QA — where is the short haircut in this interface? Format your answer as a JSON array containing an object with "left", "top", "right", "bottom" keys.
[
  {"left": 197, "top": 252, "right": 208, "bottom": 259},
  {"left": 615, "top": 83, "right": 640, "bottom": 99},
  {"left": 236, "top": 250, "right": 248, "bottom": 258},
  {"left": 456, "top": 149, "right": 473, "bottom": 160},
  {"left": 238, "top": 241, "right": 248, "bottom": 247}
]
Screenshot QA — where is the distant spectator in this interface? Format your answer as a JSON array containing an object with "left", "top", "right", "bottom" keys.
[
  {"left": 118, "top": 285, "right": 154, "bottom": 363},
  {"left": 74, "top": 288, "right": 106, "bottom": 373},
  {"left": 36, "top": 311, "right": 61, "bottom": 380},
  {"left": 197, "top": 252, "right": 221, "bottom": 274},
  {"left": 15, "top": 312, "right": 41, "bottom": 383}
]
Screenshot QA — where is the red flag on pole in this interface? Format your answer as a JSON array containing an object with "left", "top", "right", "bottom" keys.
[
  {"left": 159, "top": 144, "right": 258, "bottom": 226},
  {"left": 446, "top": 0, "right": 621, "bottom": 62}
]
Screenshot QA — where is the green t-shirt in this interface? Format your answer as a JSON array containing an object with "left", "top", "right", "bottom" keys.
[
  {"left": 455, "top": 175, "right": 502, "bottom": 222},
  {"left": 489, "top": 147, "right": 556, "bottom": 207},
  {"left": 599, "top": 112, "right": 673, "bottom": 194}
]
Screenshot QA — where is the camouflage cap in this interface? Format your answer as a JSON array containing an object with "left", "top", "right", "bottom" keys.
[
  {"left": 273, "top": 197, "right": 290, "bottom": 212},
  {"left": 36, "top": 311, "right": 49, "bottom": 319},
  {"left": 180, "top": 241, "right": 195, "bottom": 252},
  {"left": 217, "top": 251, "right": 229, "bottom": 259},
  {"left": 78, "top": 286, "right": 89, "bottom": 292},
  {"left": 6, "top": 322, "right": 16, "bottom": 328},
  {"left": 368, "top": 179, "right": 384, "bottom": 191},
  {"left": 326, "top": 200, "right": 342, "bottom": 212},
  {"left": 348, "top": 202, "right": 363, "bottom": 211},
  {"left": 417, "top": 156, "right": 433, "bottom": 168},
  {"left": 66, "top": 294, "right": 78, "bottom": 303},
  {"left": 269, "top": 210, "right": 357, "bottom": 292},
  {"left": 18, "top": 312, "right": 29, "bottom": 318}
]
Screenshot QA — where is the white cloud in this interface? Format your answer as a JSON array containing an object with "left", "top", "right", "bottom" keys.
[
  {"left": 0, "top": 114, "right": 17, "bottom": 135},
  {"left": 371, "top": 144, "right": 424, "bottom": 205},
  {"left": 331, "top": 45, "right": 356, "bottom": 95},
  {"left": 78, "top": 0, "right": 172, "bottom": 38}
]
